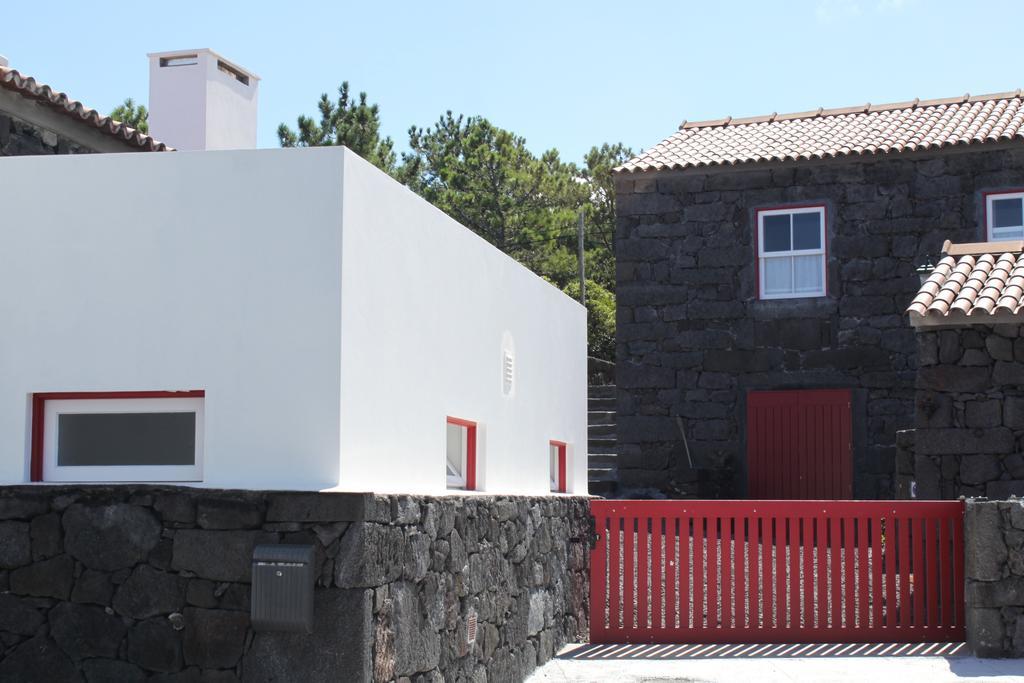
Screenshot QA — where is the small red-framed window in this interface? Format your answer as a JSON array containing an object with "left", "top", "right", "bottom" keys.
[
  {"left": 446, "top": 417, "right": 477, "bottom": 491},
  {"left": 984, "top": 190, "right": 1024, "bottom": 241},
  {"left": 549, "top": 440, "right": 567, "bottom": 493},
  {"left": 756, "top": 204, "right": 827, "bottom": 300},
  {"left": 31, "top": 390, "right": 205, "bottom": 483}
]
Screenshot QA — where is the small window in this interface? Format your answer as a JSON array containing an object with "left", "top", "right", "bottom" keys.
[
  {"left": 33, "top": 392, "right": 204, "bottom": 482},
  {"left": 446, "top": 417, "right": 477, "bottom": 490},
  {"left": 550, "top": 441, "right": 567, "bottom": 493},
  {"left": 986, "top": 191, "right": 1024, "bottom": 241},
  {"left": 757, "top": 206, "right": 827, "bottom": 300}
]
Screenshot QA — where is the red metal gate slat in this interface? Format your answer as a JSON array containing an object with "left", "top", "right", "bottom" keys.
[
  {"left": 788, "top": 517, "right": 799, "bottom": 630},
  {"left": 925, "top": 515, "right": 938, "bottom": 633},
  {"left": 679, "top": 514, "right": 690, "bottom": 630},
  {"left": 938, "top": 514, "right": 951, "bottom": 631},
  {"left": 953, "top": 511, "right": 965, "bottom": 633},
  {"left": 741, "top": 518, "right": 749, "bottom": 630},
  {"left": 871, "top": 513, "right": 882, "bottom": 631},
  {"left": 693, "top": 516, "right": 704, "bottom": 629},
  {"left": 759, "top": 514, "right": 771, "bottom": 631},
  {"left": 801, "top": 517, "right": 813, "bottom": 630},
  {"left": 844, "top": 517, "right": 855, "bottom": 630},
  {"left": 609, "top": 512, "right": 621, "bottom": 632},
  {"left": 708, "top": 516, "right": 719, "bottom": 629},
  {"left": 815, "top": 512, "right": 827, "bottom": 631},
  {"left": 775, "top": 515, "right": 785, "bottom": 630},
  {"left": 652, "top": 516, "right": 663, "bottom": 630},
  {"left": 663, "top": 516, "right": 671, "bottom": 626},
  {"left": 858, "top": 515, "right": 870, "bottom": 630},
  {"left": 899, "top": 515, "right": 911, "bottom": 631},
  {"left": 637, "top": 516, "right": 648, "bottom": 631},
  {"left": 914, "top": 517, "right": 925, "bottom": 631},
  {"left": 624, "top": 515, "right": 635, "bottom": 633},
  {"left": 829, "top": 515, "right": 841, "bottom": 630},
  {"left": 591, "top": 514, "right": 608, "bottom": 640}
]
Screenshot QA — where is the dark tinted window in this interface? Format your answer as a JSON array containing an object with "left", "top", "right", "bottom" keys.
[
  {"left": 792, "top": 212, "right": 822, "bottom": 249},
  {"left": 992, "top": 197, "right": 1023, "bottom": 228},
  {"left": 58, "top": 413, "right": 196, "bottom": 466},
  {"left": 762, "top": 214, "right": 791, "bottom": 252}
]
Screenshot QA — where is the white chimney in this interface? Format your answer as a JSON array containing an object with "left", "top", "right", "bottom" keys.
[{"left": 147, "top": 49, "right": 259, "bottom": 151}]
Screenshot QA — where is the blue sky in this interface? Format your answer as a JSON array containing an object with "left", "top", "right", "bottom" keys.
[{"left": 4, "top": 0, "right": 1024, "bottom": 163}]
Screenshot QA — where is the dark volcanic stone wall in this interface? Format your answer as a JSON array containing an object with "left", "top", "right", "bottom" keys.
[
  {"left": 965, "top": 499, "right": 1024, "bottom": 657},
  {"left": 0, "top": 112, "right": 96, "bottom": 156},
  {"left": 614, "top": 146, "right": 1024, "bottom": 499},
  {"left": 913, "top": 325, "right": 1024, "bottom": 500},
  {"left": 0, "top": 486, "right": 591, "bottom": 683}
]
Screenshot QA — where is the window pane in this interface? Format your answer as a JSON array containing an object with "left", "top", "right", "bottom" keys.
[
  {"left": 763, "top": 256, "right": 791, "bottom": 294},
  {"left": 446, "top": 423, "right": 464, "bottom": 481},
  {"left": 792, "top": 212, "right": 822, "bottom": 250},
  {"left": 550, "top": 444, "right": 560, "bottom": 491},
  {"left": 793, "top": 254, "right": 824, "bottom": 293},
  {"left": 992, "top": 198, "right": 1024, "bottom": 229},
  {"left": 992, "top": 225, "right": 1024, "bottom": 240},
  {"left": 762, "top": 214, "right": 790, "bottom": 252},
  {"left": 57, "top": 413, "right": 195, "bottom": 466}
]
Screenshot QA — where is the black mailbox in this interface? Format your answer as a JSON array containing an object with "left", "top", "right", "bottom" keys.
[{"left": 251, "top": 544, "right": 315, "bottom": 633}]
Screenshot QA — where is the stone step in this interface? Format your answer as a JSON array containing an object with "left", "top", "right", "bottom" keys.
[
  {"left": 588, "top": 398, "right": 616, "bottom": 412},
  {"left": 588, "top": 465, "right": 619, "bottom": 481},
  {"left": 588, "top": 410, "right": 616, "bottom": 426},
  {"left": 588, "top": 436, "right": 617, "bottom": 450},
  {"left": 588, "top": 453, "right": 618, "bottom": 466},
  {"left": 588, "top": 424, "right": 616, "bottom": 438},
  {"left": 588, "top": 385, "right": 616, "bottom": 400}
]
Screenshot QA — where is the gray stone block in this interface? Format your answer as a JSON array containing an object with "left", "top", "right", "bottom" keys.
[
  {"left": 125, "top": 617, "right": 183, "bottom": 673},
  {"left": 63, "top": 504, "right": 161, "bottom": 571},
  {"left": 196, "top": 497, "right": 263, "bottom": 529},
  {"left": 0, "top": 521, "right": 30, "bottom": 568},
  {"left": 0, "top": 635, "right": 82, "bottom": 683},
  {"left": 171, "top": 529, "right": 268, "bottom": 582},
  {"left": 10, "top": 554, "right": 74, "bottom": 599},
  {"left": 113, "top": 565, "right": 187, "bottom": 618},
  {"left": 334, "top": 523, "right": 406, "bottom": 588},
  {"left": 49, "top": 602, "right": 126, "bottom": 659},
  {"left": 181, "top": 607, "right": 249, "bottom": 669},
  {"left": 242, "top": 588, "right": 371, "bottom": 682},
  {"left": 966, "top": 503, "right": 1008, "bottom": 581},
  {"left": 265, "top": 492, "right": 367, "bottom": 523},
  {"left": 967, "top": 607, "right": 1006, "bottom": 658}
]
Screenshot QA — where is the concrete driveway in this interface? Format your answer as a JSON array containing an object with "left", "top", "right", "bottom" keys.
[{"left": 528, "top": 643, "right": 1024, "bottom": 682}]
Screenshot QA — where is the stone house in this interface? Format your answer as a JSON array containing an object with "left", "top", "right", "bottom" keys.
[
  {"left": 0, "top": 56, "right": 168, "bottom": 156},
  {"left": 904, "top": 240, "right": 1024, "bottom": 499},
  {"left": 613, "top": 91, "right": 1024, "bottom": 500}
]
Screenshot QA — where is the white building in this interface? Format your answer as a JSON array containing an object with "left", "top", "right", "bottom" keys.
[{"left": 0, "top": 145, "right": 587, "bottom": 495}]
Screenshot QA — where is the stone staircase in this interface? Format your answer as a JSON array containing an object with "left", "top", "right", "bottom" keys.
[{"left": 588, "top": 384, "right": 618, "bottom": 497}]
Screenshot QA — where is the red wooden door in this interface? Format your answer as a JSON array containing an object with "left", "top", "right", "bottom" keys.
[{"left": 747, "top": 389, "right": 852, "bottom": 499}]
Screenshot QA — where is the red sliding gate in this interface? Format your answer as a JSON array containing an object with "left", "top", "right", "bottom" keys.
[{"left": 590, "top": 500, "right": 964, "bottom": 644}]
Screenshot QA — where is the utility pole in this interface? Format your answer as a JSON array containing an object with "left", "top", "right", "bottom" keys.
[{"left": 577, "top": 211, "right": 586, "bottom": 306}]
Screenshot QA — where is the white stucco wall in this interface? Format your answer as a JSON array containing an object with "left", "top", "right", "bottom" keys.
[
  {"left": 0, "top": 147, "right": 587, "bottom": 495},
  {"left": 337, "top": 150, "right": 588, "bottom": 495},
  {"left": 0, "top": 148, "right": 345, "bottom": 489}
]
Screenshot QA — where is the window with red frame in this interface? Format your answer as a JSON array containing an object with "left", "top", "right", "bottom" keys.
[
  {"left": 549, "top": 441, "right": 567, "bottom": 493},
  {"left": 757, "top": 206, "right": 826, "bottom": 299},
  {"left": 986, "top": 191, "right": 1024, "bottom": 241},
  {"left": 446, "top": 417, "right": 477, "bottom": 490}
]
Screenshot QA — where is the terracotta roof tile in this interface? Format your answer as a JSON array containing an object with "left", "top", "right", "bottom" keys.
[
  {"left": 907, "top": 240, "right": 1024, "bottom": 326},
  {"left": 618, "top": 91, "right": 1024, "bottom": 173},
  {"left": 0, "top": 66, "right": 170, "bottom": 152}
]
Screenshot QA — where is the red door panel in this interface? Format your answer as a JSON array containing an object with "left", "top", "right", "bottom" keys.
[{"left": 747, "top": 389, "right": 852, "bottom": 499}]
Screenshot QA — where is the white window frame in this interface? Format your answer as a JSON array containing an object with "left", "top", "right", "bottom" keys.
[
  {"left": 986, "top": 191, "right": 1024, "bottom": 241},
  {"left": 446, "top": 421, "right": 468, "bottom": 490},
  {"left": 42, "top": 397, "right": 204, "bottom": 482},
  {"left": 757, "top": 206, "right": 827, "bottom": 300}
]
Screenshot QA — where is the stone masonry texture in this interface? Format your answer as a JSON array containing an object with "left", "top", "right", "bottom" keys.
[
  {"left": 911, "top": 324, "right": 1024, "bottom": 500},
  {"left": 964, "top": 499, "right": 1024, "bottom": 657},
  {"left": 0, "top": 112, "right": 97, "bottom": 156},
  {"left": 0, "top": 486, "right": 591, "bottom": 683},
  {"left": 614, "top": 146, "right": 1024, "bottom": 499}
]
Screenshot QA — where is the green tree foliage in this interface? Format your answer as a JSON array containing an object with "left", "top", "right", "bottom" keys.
[
  {"left": 280, "top": 89, "right": 633, "bottom": 360},
  {"left": 401, "top": 113, "right": 578, "bottom": 265},
  {"left": 278, "top": 82, "right": 396, "bottom": 173},
  {"left": 563, "top": 279, "right": 616, "bottom": 361},
  {"left": 110, "top": 98, "right": 148, "bottom": 133}
]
